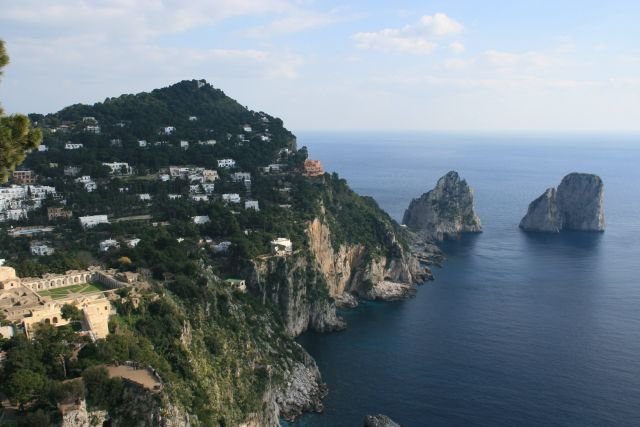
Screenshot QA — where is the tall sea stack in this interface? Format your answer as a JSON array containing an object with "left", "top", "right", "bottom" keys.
[
  {"left": 402, "top": 171, "right": 482, "bottom": 240},
  {"left": 520, "top": 172, "right": 605, "bottom": 232}
]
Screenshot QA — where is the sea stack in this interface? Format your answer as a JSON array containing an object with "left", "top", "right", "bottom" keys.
[
  {"left": 402, "top": 171, "right": 482, "bottom": 240},
  {"left": 520, "top": 172, "right": 604, "bottom": 232}
]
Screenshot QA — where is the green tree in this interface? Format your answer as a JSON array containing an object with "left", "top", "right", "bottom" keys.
[
  {"left": 0, "top": 40, "right": 42, "bottom": 183},
  {"left": 61, "top": 303, "right": 82, "bottom": 321},
  {"left": 4, "top": 369, "right": 46, "bottom": 410}
]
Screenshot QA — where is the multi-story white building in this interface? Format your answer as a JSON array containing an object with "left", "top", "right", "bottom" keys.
[
  {"left": 163, "top": 126, "right": 176, "bottom": 135},
  {"left": 222, "top": 193, "right": 241, "bottom": 204},
  {"left": 217, "top": 159, "right": 236, "bottom": 168},
  {"left": 99, "top": 239, "right": 119, "bottom": 252},
  {"left": 0, "top": 185, "right": 57, "bottom": 222},
  {"left": 102, "top": 162, "right": 133, "bottom": 176},
  {"left": 75, "top": 176, "right": 97, "bottom": 192},
  {"left": 180, "top": 141, "right": 189, "bottom": 150},
  {"left": 79, "top": 215, "right": 109, "bottom": 229},
  {"left": 31, "top": 243, "right": 55, "bottom": 256},
  {"left": 65, "top": 143, "right": 84, "bottom": 150},
  {"left": 231, "top": 172, "right": 251, "bottom": 184},
  {"left": 245, "top": 200, "right": 259, "bottom": 211}
]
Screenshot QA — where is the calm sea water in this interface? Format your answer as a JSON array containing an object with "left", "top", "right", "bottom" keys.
[{"left": 286, "top": 132, "right": 640, "bottom": 427}]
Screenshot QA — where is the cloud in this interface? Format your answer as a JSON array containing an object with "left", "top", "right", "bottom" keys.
[
  {"left": 246, "top": 7, "right": 354, "bottom": 37},
  {"left": 449, "top": 41, "right": 465, "bottom": 54},
  {"left": 352, "top": 12, "right": 463, "bottom": 55},
  {"left": 482, "top": 50, "right": 563, "bottom": 69},
  {"left": 1, "top": 0, "right": 293, "bottom": 41}
]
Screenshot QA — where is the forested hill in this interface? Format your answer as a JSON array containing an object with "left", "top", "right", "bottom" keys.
[{"left": 27, "top": 79, "right": 296, "bottom": 173}]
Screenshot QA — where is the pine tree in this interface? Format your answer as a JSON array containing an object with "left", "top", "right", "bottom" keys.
[{"left": 0, "top": 40, "right": 42, "bottom": 183}]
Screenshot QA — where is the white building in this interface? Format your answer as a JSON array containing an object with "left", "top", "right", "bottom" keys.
[
  {"left": 202, "top": 184, "right": 215, "bottom": 194},
  {"left": 245, "top": 200, "right": 259, "bottom": 211},
  {"left": 192, "top": 215, "right": 210, "bottom": 225},
  {"left": 65, "top": 143, "right": 84, "bottom": 150},
  {"left": 79, "top": 215, "right": 109, "bottom": 229},
  {"left": 213, "top": 241, "right": 232, "bottom": 253},
  {"left": 0, "top": 185, "right": 57, "bottom": 222},
  {"left": 64, "top": 166, "right": 82, "bottom": 177},
  {"left": 102, "top": 162, "right": 133, "bottom": 176},
  {"left": 85, "top": 125, "right": 101, "bottom": 134},
  {"left": 190, "top": 194, "right": 209, "bottom": 202},
  {"left": 222, "top": 193, "right": 241, "bottom": 204},
  {"left": 159, "top": 174, "right": 170, "bottom": 182},
  {"left": 125, "top": 238, "right": 141, "bottom": 248},
  {"left": 231, "top": 172, "right": 251, "bottom": 184},
  {"left": 31, "top": 243, "right": 55, "bottom": 256},
  {"left": 180, "top": 141, "right": 189, "bottom": 150},
  {"left": 198, "top": 140, "right": 216, "bottom": 146},
  {"left": 260, "top": 135, "right": 271, "bottom": 142},
  {"left": 138, "top": 193, "right": 152, "bottom": 201},
  {"left": 271, "top": 238, "right": 293, "bottom": 255},
  {"left": 189, "top": 116, "right": 198, "bottom": 121},
  {"left": 75, "top": 176, "right": 97, "bottom": 192},
  {"left": 217, "top": 159, "right": 236, "bottom": 168},
  {"left": 138, "top": 140, "right": 147, "bottom": 148},
  {"left": 99, "top": 239, "right": 120, "bottom": 252},
  {"left": 243, "top": 124, "right": 252, "bottom": 132},
  {"left": 168, "top": 194, "right": 182, "bottom": 200},
  {"left": 38, "top": 145, "right": 48, "bottom": 152},
  {"left": 163, "top": 126, "right": 176, "bottom": 135}
]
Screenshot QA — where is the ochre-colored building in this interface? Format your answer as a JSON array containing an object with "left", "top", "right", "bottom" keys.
[{"left": 304, "top": 159, "right": 324, "bottom": 177}]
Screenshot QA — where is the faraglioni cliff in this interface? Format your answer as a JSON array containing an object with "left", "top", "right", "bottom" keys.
[
  {"left": 402, "top": 171, "right": 482, "bottom": 240},
  {"left": 520, "top": 172, "right": 605, "bottom": 232}
]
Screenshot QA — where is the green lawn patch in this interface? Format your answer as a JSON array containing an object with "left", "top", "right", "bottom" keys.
[{"left": 38, "top": 282, "right": 108, "bottom": 299}]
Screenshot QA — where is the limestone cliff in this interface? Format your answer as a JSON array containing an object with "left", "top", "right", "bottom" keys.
[
  {"left": 518, "top": 188, "right": 562, "bottom": 232},
  {"left": 307, "top": 217, "right": 430, "bottom": 302},
  {"left": 520, "top": 172, "right": 605, "bottom": 232},
  {"left": 403, "top": 171, "right": 482, "bottom": 240}
]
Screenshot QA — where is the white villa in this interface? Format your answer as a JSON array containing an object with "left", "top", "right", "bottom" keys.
[
  {"left": 65, "top": 143, "right": 84, "bottom": 150},
  {"left": 245, "top": 200, "right": 259, "bottom": 211},
  {"left": 79, "top": 215, "right": 109, "bottom": 229},
  {"left": 192, "top": 215, "right": 211, "bottom": 225},
  {"left": 99, "top": 239, "right": 120, "bottom": 252},
  {"left": 222, "top": 193, "right": 241, "bottom": 204},
  {"left": 271, "top": 238, "right": 293, "bottom": 255},
  {"left": 75, "top": 176, "right": 97, "bottom": 192},
  {"left": 102, "top": 162, "right": 133, "bottom": 176},
  {"left": 217, "top": 159, "right": 236, "bottom": 168},
  {"left": 30, "top": 243, "right": 55, "bottom": 256}
]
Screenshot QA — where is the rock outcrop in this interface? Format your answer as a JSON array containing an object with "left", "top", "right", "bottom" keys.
[
  {"left": 403, "top": 171, "right": 482, "bottom": 240},
  {"left": 520, "top": 173, "right": 604, "bottom": 232},
  {"left": 364, "top": 414, "right": 402, "bottom": 427}
]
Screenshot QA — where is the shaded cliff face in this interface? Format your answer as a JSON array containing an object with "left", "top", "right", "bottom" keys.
[
  {"left": 557, "top": 173, "right": 605, "bottom": 231},
  {"left": 520, "top": 173, "right": 604, "bottom": 232},
  {"left": 403, "top": 171, "right": 482, "bottom": 240},
  {"left": 247, "top": 255, "right": 346, "bottom": 337},
  {"left": 519, "top": 188, "right": 562, "bottom": 232}
]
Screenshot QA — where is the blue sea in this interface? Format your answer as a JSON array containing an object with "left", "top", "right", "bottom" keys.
[{"left": 286, "top": 132, "right": 640, "bottom": 427}]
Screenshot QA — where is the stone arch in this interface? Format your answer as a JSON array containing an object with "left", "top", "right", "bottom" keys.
[
  {"left": 74, "top": 277, "right": 79, "bottom": 284},
  {"left": 52, "top": 317, "right": 58, "bottom": 324},
  {"left": 45, "top": 318, "right": 51, "bottom": 324}
]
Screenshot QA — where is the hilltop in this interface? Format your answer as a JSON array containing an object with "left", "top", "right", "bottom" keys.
[{"left": 0, "top": 80, "right": 429, "bottom": 426}]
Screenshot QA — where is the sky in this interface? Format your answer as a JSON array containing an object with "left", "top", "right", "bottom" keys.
[{"left": 0, "top": 0, "right": 639, "bottom": 132}]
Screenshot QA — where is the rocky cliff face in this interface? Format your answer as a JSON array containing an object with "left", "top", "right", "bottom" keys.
[
  {"left": 403, "top": 171, "right": 482, "bottom": 240},
  {"left": 518, "top": 188, "right": 561, "bottom": 232},
  {"left": 306, "top": 218, "right": 430, "bottom": 302},
  {"left": 247, "top": 254, "right": 345, "bottom": 337},
  {"left": 520, "top": 173, "right": 604, "bottom": 232}
]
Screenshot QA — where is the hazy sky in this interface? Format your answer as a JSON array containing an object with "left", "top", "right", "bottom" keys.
[{"left": 1, "top": 0, "right": 639, "bottom": 131}]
